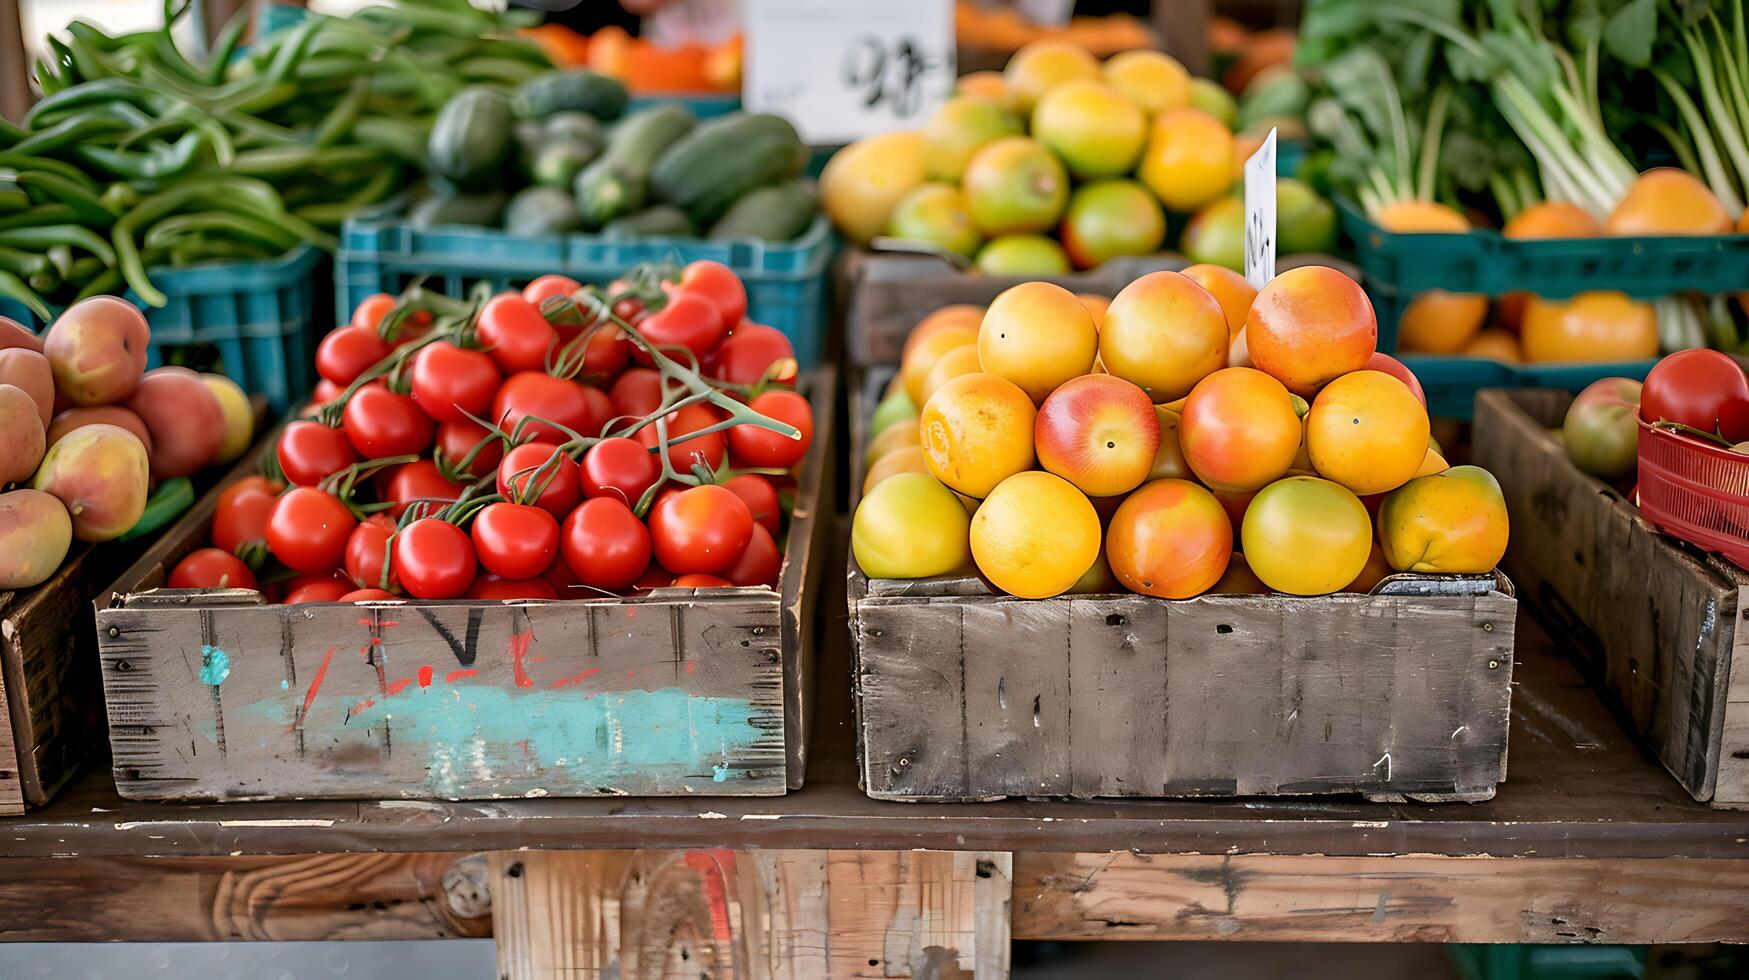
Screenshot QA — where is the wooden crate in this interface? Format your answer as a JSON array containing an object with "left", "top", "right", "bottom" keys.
[
  {"left": 94, "top": 371, "right": 835, "bottom": 802},
  {"left": 1472, "top": 388, "right": 1749, "bottom": 807},
  {"left": 848, "top": 369, "right": 1517, "bottom": 803}
]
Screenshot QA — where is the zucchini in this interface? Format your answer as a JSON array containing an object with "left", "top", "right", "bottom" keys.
[
  {"left": 529, "top": 112, "right": 604, "bottom": 189},
  {"left": 649, "top": 113, "right": 807, "bottom": 226},
  {"left": 544, "top": 111, "right": 604, "bottom": 150},
  {"left": 573, "top": 104, "right": 696, "bottom": 228},
  {"left": 513, "top": 70, "right": 628, "bottom": 121},
  {"left": 708, "top": 180, "right": 818, "bottom": 241},
  {"left": 408, "top": 189, "right": 507, "bottom": 229},
  {"left": 427, "top": 85, "right": 513, "bottom": 189},
  {"left": 601, "top": 204, "right": 695, "bottom": 238},
  {"left": 504, "top": 186, "right": 582, "bottom": 236},
  {"left": 532, "top": 142, "right": 597, "bottom": 190}
]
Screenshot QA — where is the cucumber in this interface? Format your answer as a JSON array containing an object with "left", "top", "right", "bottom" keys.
[
  {"left": 532, "top": 142, "right": 596, "bottom": 190},
  {"left": 409, "top": 189, "right": 507, "bottom": 229},
  {"left": 427, "top": 86, "right": 514, "bottom": 190},
  {"left": 649, "top": 113, "right": 807, "bottom": 226},
  {"left": 601, "top": 204, "right": 695, "bottom": 238},
  {"left": 529, "top": 112, "right": 604, "bottom": 189},
  {"left": 504, "top": 186, "right": 582, "bottom": 236},
  {"left": 513, "top": 70, "right": 628, "bottom": 121},
  {"left": 573, "top": 104, "right": 696, "bottom": 228},
  {"left": 544, "top": 111, "right": 604, "bottom": 150},
  {"left": 709, "top": 180, "right": 818, "bottom": 241}
]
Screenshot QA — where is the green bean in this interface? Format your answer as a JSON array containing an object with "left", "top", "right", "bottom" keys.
[
  {"left": 206, "top": 9, "right": 251, "bottom": 85},
  {"left": 265, "top": 20, "right": 326, "bottom": 85},
  {"left": 61, "top": 27, "right": 117, "bottom": 82},
  {"left": 65, "top": 256, "right": 105, "bottom": 284},
  {"left": 0, "top": 154, "right": 92, "bottom": 186},
  {"left": 457, "top": 57, "right": 544, "bottom": 86},
  {"left": 110, "top": 179, "right": 299, "bottom": 305},
  {"left": 0, "top": 206, "right": 77, "bottom": 231},
  {"left": 9, "top": 114, "right": 133, "bottom": 157},
  {"left": 14, "top": 171, "right": 117, "bottom": 226},
  {"left": 293, "top": 166, "right": 401, "bottom": 227},
  {"left": 0, "top": 251, "right": 62, "bottom": 296},
  {"left": 352, "top": 115, "right": 430, "bottom": 164},
  {"left": 144, "top": 211, "right": 300, "bottom": 252},
  {"left": 32, "top": 59, "right": 67, "bottom": 99},
  {"left": 168, "top": 239, "right": 273, "bottom": 266},
  {"left": 0, "top": 118, "right": 22, "bottom": 150},
  {"left": 72, "top": 266, "right": 122, "bottom": 302},
  {"left": 0, "top": 225, "right": 117, "bottom": 266},
  {"left": 45, "top": 244, "right": 72, "bottom": 278},
  {"left": 0, "top": 189, "right": 27, "bottom": 213},
  {"left": 315, "top": 80, "right": 368, "bottom": 149},
  {"left": 0, "top": 271, "right": 51, "bottom": 321},
  {"left": 218, "top": 143, "right": 384, "bottom": 179},
  {"left": 25, "top": 78, "right": 163, "bottom": 129},
  {"left": 77, "top": 131, "right": 207, "bottom": 181}
]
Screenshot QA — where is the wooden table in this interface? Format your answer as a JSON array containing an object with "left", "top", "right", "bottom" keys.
[{"left": 2, "top": 579, "right": 1748, "bottom": 977}]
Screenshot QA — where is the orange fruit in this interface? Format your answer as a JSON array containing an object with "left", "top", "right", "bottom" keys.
[
  {"left": 1074, "top": 293, "right": 1110, "bottom": 329},
  {"left": 820, "top": 131, "right": 927, "bottom": 245},
  {"left": 1105, "top": 478, "right": 1231, "bottom": 598},
  {"left": 1242, "top": 476, "right": 1372, "bottom": 595},
  {"left": 1102, "top": 49, "right": 1190, "bottom": 115},
  {"left": 1461, "top": 328, "right": 1524, "bottom": 363},
  {"left": 978, "top": 281, "right": 1098, "bottom": 402},
  {"left": 923, "top": 95, "right": 1023, "bottom": 182},
  {"left": 970, "top": 471, "right": 1100, "bottom": 598},
  {"left": 1098, "top": 270, "right": 1228, "bottom": 403},
  {"left": 1137, "top": 109, "right": 1234, "bottom": 212},
  {"left": 1178, "top": 263, "right": 1256, "bottom": 341},
  {"left": 957, "top": 71, "right": 1019, "bottom": 112},
  {"left": 1377, "top": 466, "right": 1509, "bottom": 574},
  {"left": 1370, "top": 200, "right": 1488, "bottom": 353},
  {"left": 919, "top": 343, "right": 984, "bottom": 406},
  {"left": 1147, "top": 405, "right": 1191, "bottom": 481},
  {"left": 1520, "top": 292, "right": 1658, "bottom": 363},
  {"left": 1031, "top": 80, "right": 1147, "bottom": 179},
  {"left": 1003, "top": 40, "right": 1099, "bottom": 112},
  {"left": 1499, "top": 202, "right": 1603, "bottom": 330},
  {"left": 1607, "top": 168, "right": 1733, "bottom": 234},
  {"left": 919, "top": 372, "right": 1037, "bottom": 498},
  {"left": 1244, "top": 265, "right": 1377, "bottom": 396},
  {"left": 962, "top": 136, "right": 1070, "bottom": 235},
  {"left": 1034, "top": 374, "right": 1160, "bottom": 497},
  {"left": 1306, "top": 370, "right": 1430, "bottom": 495},
  {"left": 863, "top": 445, "right": 930, "bottom": 495},
  {"left": 900, "top": 322, "right": 977, "bottom": 405},
  {"left": 1180, "top": 367, "right": 1303, "bottom": 492}
]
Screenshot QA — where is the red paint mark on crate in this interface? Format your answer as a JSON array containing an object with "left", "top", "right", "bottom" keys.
[
  {"left": 418, "top": 665, "right": 434, "bottom": 689},
  {"left": 385, "top": 677, "right": 414, "bottom": 697},
  {"left": 685, "top": 661, "right": 695, "bottom": 674},
  {"left": 349, "top": 698, "right": 376, "bottom": 717},
  {"left": 683, "top": 850, "right": 737, "bottom": 942},
  {"left": 509, "top": 632, "right": 534, "bottom": 688},
  {"left": 445, "top": 668, "right": 479, "bottom": 684},
  {"left": 292, "top": 645, "right": 338, "bottom": 731},
  {"left": 551, "top": 667, "right": 600, "bottom": 689}
]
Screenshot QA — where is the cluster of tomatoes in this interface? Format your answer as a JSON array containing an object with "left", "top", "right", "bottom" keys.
[{"left": 167, "top": 260, "right": 814, "bottom": 604}]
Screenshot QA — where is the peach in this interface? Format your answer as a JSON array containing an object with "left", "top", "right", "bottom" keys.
[
  {"left": 1147, "top": 405, "right": 1191, "bottom": 481},
  {"left": 0, "top": 489, "right": 71, "bottom": 588},
  {"left": 32, "top": 423, "right": 149, "bottom": 541},
  {"left": 1034, "top": 374, "right": 1159, "bottom": 497},
  {"left": 0, "top": 316, "right": 43, "bottom": 354},
  {"left": 971, "top": 471, "right": 1101, "bottom": 598},
  {"left": 1099, "top": 270, "right": 1228, "bottom": 403},
  {"left": 0, "top": 384, "right": 44, "bottom": 484},
  {"left": 127, "top": 368, "right": 226, "bottom": 479},
  {"left": 46, "top": 406, "right": 152, "bottom": 454},
  {"left": 1245, "top": 265, "right": 1377, "bottom": 396},
  {"left": 1306, "top": 370, "right": 1430, "bottom": 495},
  {"left": 919, "top": 372, "right": 1036, "bottom": 498},
  {"left": 1105, "top": 478, "right": 1231, "bottom": 598},
  {"left": 0, "top": 349, "right": 53, "bottom": 427},
  {"left": 42, "top": 296, "right": 149, "bottom": 406},
  {"left": 200, "top": 373, "right": 255, "bottom": 463},
  {"left": 1377, "top": 465, "right": 1509, "bottom": 574},
  {"left": 1179, "top": 263, "right": 1257, "bottom": 342},
  {"left": 978, "top": 281, "right": 1098, "bottom": 402},
  {"left": 1179, "top": 367, "right": 1302, "bottom": 492}
]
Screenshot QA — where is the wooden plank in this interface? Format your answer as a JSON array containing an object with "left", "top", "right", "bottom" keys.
[
  {"left": 1473, "top": 389, "right": 1742, "bottom": 802},
  {"left": 492, "top": 849, "right": 1011, "bottom": 979},
  {"left": 0, "top": 648, "right": 16, "bottom": 816},
  {"left": 0, "top": 0, "right": 29, "bottom": 125},
  {"left": 1011, "top": 851, "right": 1749, "bottom": 944},
  {"left": 1154, "top": 0, "right": 1212, "bottom": 76},
  {"left": 0, "top": 852, "right": 492, "bottom": 942}
]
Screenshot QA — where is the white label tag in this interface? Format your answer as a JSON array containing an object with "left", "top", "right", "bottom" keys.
[
  {"left": 1243, "top": 127, "right": 1278, "bottom": 290},
  {"left": 744, "top": 0, "right": 957, "bottom": 145}
]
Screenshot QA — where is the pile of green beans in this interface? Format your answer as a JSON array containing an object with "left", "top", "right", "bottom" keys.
[{"left": 0, "top": 0, "right": 549, "bottom": 318}]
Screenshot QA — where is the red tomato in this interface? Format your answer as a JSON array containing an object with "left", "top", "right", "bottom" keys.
[
  {"left": 522, "top": 275, "right": 580, "bottom": 307},
  {"left": 608, "top": 367, "right": 668, "bottom": 421},
  {"left": 393, "top": 519, "right": 477, "bottom": 599},
  {"left": 493, "top": 371, "right": 602, "bottom": 443},
  {"left": 339, "top": 588, "right": 397, "bottom": 601},
  {"left": 350, "top": 294, "right": 396, "bottom": 331},
  {"left": 543, "top": 553, "right": 581, "bottom": 597},
  {"left": 342, "top": 382, "right": 434, "bottom": 459},
  {"left": 637, "top": 292, "right": 727, "bottom": 364},
  {"left": 648, "top": 484, "right": 752, "bottom": 574},
  {"left": 344, "top": 514, "right": 398, "bottom": 592},
  {"left": 313, "top": 379, "right": 345, "bottom": 405},
  {"left": 633, "top": 561, "right": 672, "bottom": 591},
  {"left": 467, "top": 575, "right": 558, "bottom": 600},
  {"left": 285, "top": 579, "right": 354, "bottom": 603},
  {"left": 266, "top": 488, "right": 356, "bottom": 573},
  {"left": 710, "top": 323, "right": 796, "bottom": 386},
  {"left": 579, "top": 324, "right": 632, "bottom": 380},
  {"left": 385, "top": 459, "right": 466, "bottom": 520},
  {"left": 581, "top": 437, "right": 661, "bottom": 504},
  {"left": 169, "top": 548, "right": 258, "bottom": 591},
  {"left": 727, "top": 390, "right": 813, "bottom": 468},
  {"left": 722, "top": 473, "right": 781, "bottom": 536},
  {"left": 1641, "top": 349, "right": 1749, "bottom": 441},
  {"left": 478, "top": 293, "right": 559, "bottom": 374},
  {"left": 497, "top": 441, "right": 583, "bottom": 516},
  {"left": 410, "top": 341, "right": 501, "bottom": 423},
  {"left": 721, "top": 523, "right": 780, "bottom": 587},
  {"left": 637, "top": 402, "right": 727, "bottom": 473},
  {"left": 278, "top": 420, "right": 357, "bottom": 486},
  {"left": 678, "top": 261, "right": 747, "bottom": 333},
  {"left": 315, "top": 325, "right": 391, "bottom": 386},
  {"left": 560, "top": 497, "right": 652, "bottom": 590},
  {"left": 672, "top": 573, "right": 732, "bottom": 587},
  {"left": 471, "top": 502, "right": 561, "bottom": 579},
  {"left": 352, "top": 294, "right": 431, "bottom": 346},
  {"left": 212, "top": 475, "right": 283, "bottom": 555},
  {"left": 434, "top": 418, "right": 504, "bottom": 478}
]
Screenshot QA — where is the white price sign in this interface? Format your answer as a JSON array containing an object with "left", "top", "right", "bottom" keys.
[
  {"left": 1243, "top": 127, "right": 1278, "bottom": 289},
  {"left": 744, "top": 0, "right": 956, "bottom": 145}
]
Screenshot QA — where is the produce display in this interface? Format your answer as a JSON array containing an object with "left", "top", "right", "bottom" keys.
[
  {"left": 167, "top": 260, "right": 811, "bottom": 602},
  {"left": 1296, "top": 0, "right": 1749, "bottom": 363},
  {"left": 820, "top": 39, "right": 1336, "bottom": 275},
  {"left": 413, "top": 71, "right": 816, "bottom": 242},
  {"left": 955, "top": 3, "right": 1155, "bottom": 57},
  {"left": 522, "top": 24, "right": 742, "bottom": 95},
  {"left": 0, "top": 0, "right": 546, "bottom": 317},
  {"left": 853, "top": 264, "right": 1510, "bottom": 599},
  {"left": 0, "top": 303, "right": 253, "bottom": 589}
]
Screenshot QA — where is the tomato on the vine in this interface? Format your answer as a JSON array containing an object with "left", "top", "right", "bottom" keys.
[
  {"left": 728, "top": 390, "right": 813, "bottom": 468},
  {"left": 393, "top": 519, "right": 476, "bottom": 599},
  {"left": 467, "top": 575, "right": 558, "bottom": 600},
  {"left": 352, "top": 293, "right": 431, "bottom": 346},
  {"left": 677, "top": 261, "right": 747, "bottom": 333},
  {"left": 350, "top": 294, "right": 396, "bottom": 331},
  {"left": 471, "top": 502, "right": 561, "bottom": 579},
  {"left": 212, "top": 475, "right": 283, "bottom": 556},
  {"left": 560, "top": 497, "right": 651, "bottom": 590},
  {"left": 315, "top": 325, "right": 391, "bottom": 386},
  {"left": 578, "top": 324, "right": 632, "bottom": 380},
  {"left": 340, "top": 588, "right": 397, "bottom": 601},
  {"left": 312, "top": 379, "right": 345, "bottom": 405},
  {"left": 581, "top": 437, "right": 662, "bottom": 504},
  {"left": 1641, "top": 349, "right": 1749, "bottom": 441},
  {"left": 170, "top": 548, "right": 258, "bottom": 591},
  {"left": 522, "top": 275, "right": 580, "bottom": 307},
  {"left": 722, "top": 523, "right": 780, "bottom": 587},
  {"left": 638, "top": 292, "right": 727, "bottom": 363},
  {"left": 648, "top": 484, "right": 752, "bottom": 574},
  {"left": 434, "top": 418, "right": 504, "bottom": 478},
  {"left": 637, "top": 402, "right": 727, "bottom": 473},
  {"left": 709, "top": 324, "right": 796, "bottom": 386},
  {"left": 608, "top": 367, "right": 669, "bottom": 421},
  {"left": 285, "top": 579, "right": 354, "bottom": 604},
  {"left": 344, "top": 514, "right": 398, "bottom": 592},
  {"left": 497, "top": 442, "right": 582, "bottom": 516},
  {"left": 266, "top": 487, "right": 356, "bottom": 573},
  {"left": 386, "top": 459, "right": 466, "bottom": 520},
  {"left": 493, "top": 371, "right": 605, "bottom": 443},
  {"left": 478, "top": 293, "right": 559, "bottom": 374},
  {"left": 343, "top": 382, "right": 434, "bottom": 459},
  {"left": 278, "top": 420, "right": 357, "bottom": 486},
  {"left": 410, "top": 341, "right": 501, "bottom": 423},
  {"left": 721, "top": 473, "right": 781, "bottom": 536},
  {"left": 672, "top": 573, "right": 732, "bottom": 587}
]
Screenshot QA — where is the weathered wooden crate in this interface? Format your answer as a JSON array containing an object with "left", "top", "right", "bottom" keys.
[
  {"left": 95, "top": 371, "right": 834, "bottom": 802},
  {"left": 848, "top": 369, "right": 1517, "bottom": 803},
  {"left": 1473, "top": 388, "right": 1749, "bottom": 807}
]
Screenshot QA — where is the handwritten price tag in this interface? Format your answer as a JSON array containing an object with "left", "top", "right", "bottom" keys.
[
  {"left": 744, "top": 0, "right": 956, "bottom": 145},
  {"left": 1243, "top": 127, "right": 1278, "bottom": 289}
]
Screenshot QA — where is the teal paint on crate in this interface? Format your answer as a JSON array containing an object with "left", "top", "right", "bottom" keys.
[{"left": 199, "top": 646, "right": 231, "bottom": 687}]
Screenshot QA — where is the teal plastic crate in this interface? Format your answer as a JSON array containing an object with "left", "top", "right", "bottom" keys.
[
  {"left": 1401, "top": 355, "right": 1656, "bottom": 418},
  {"left": 629, "top": 93, "right": 741, "bottom": 118},
  {"left": 0, "top": 246, "right": 326, "bottom": 414},
  {"left": 336, "top": 214, "right": 834, "bottom": 367},
  {"left": 1450, "top": 944, "right": 1646, "bottom": 980}
]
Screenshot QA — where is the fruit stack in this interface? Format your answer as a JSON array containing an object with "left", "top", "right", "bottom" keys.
[{"left": 853, "top": 265, "right": 1511, "bottom": 599}]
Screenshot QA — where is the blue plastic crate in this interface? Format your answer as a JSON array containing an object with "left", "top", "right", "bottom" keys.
[
  {"left": 629, "top": 93, "right": 742, "bottom": 118},
  {"left": 336, "top": 214, "right": 835, "bottom": 367},
  {"left": 0, "top": 246, "right": 326, "bottom": 414}
]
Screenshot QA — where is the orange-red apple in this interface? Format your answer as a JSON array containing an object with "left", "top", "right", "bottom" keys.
[{"left": 1034, "top": 374, "right": 1160, "bottom": 496}]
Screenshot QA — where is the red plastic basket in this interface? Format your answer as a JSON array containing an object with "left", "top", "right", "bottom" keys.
[{"left": 1636, "top": 418, "right": 1749, "bottom": 569}]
